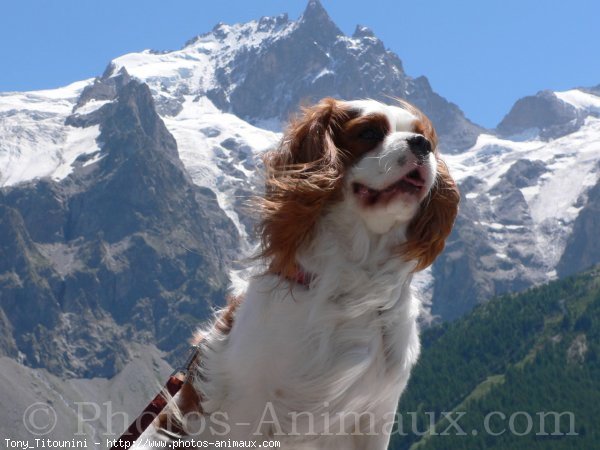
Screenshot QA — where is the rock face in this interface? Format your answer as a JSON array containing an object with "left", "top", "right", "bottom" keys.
[
  {"left": 557, "top": 176, "right": 600, "bottom": 277},
  {"left": 0, "top": 76, "right": 238, "bottom": 377},
  {"left": 0, "top": 345, "right": 173, "bottom": 445},
  {"left": 430, "top": 167, "right": 544, "bottom": 320},
  {"left": 496, "top": 90, "right": 583, "bottom": 140}
]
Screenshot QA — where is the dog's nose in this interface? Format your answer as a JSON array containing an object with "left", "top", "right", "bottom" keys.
[{"left": 407, "top": 135, "right": 432, "bottom": 159}]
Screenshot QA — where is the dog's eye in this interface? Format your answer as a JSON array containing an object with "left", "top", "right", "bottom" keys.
[{"left": 358, "top": 127, "right": 385, "bottom": 141}]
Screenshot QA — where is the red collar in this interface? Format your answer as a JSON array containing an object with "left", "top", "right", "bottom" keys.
[
  {"left": 274, "top": 266, "right": 313, "bottom": 288},
  {"left": 291, "top": 267, "right": 313, "bottom": 287}
]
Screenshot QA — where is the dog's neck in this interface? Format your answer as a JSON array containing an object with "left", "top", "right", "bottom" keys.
[
  {"left": 299, "top": 200, "right": 411, "bottom": 270},
  {"left": 287, "top": 204, "right": 416, "bottom": 314}
]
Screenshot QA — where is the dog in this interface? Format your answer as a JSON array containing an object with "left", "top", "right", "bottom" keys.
[{"left": 136, "top": 98, "right": 459, "bottom": 449}]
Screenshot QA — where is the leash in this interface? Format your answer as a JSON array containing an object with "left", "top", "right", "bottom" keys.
[{"left": 110, "top": 345, "right": 201, "bottom": 449}]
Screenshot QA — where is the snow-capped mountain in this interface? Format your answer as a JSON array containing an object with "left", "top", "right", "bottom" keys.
[
  {"left": 433, "top": 92, "right": 600, "bottom": 318},
  {"left": 98, "top": 0, "right": 481, "bottom": 152},
  {"left": 1, "top": 0, "right": 600, "bottom": 382}
]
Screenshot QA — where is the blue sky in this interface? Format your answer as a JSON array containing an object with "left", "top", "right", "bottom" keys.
[{"left": 1, "top": 0, "right": 598, "bottom": 128}]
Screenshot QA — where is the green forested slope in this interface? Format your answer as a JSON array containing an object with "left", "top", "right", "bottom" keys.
[{"left": 390, "top": 267, "right": 600, "bottom": 449}]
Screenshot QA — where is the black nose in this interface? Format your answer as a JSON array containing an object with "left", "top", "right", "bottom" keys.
[{"left": 407, "top": 135, "right": 432, "bottom": 159}]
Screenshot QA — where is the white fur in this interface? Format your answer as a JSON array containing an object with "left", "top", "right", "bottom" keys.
[
  {"left": 191, "top": 219, "right": 421, "bottom": 449},
  {"left": 137, "top": 101, "right": 436, "bottom": 450}
]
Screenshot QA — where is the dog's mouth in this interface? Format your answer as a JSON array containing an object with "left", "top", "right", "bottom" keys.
[{"left": 352, "top": 168, "right": 426, "bottom": 206}]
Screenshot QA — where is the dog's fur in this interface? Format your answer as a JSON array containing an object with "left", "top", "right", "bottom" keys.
[{"left": 136, "top": 98, "right": 459, "bottom": 449}]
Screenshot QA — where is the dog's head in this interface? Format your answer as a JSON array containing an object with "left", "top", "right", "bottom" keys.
[{"left": 259, "top": 98, "right": 459, "bottom": 277}]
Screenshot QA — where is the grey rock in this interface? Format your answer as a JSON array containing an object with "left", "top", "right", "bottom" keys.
[
  {"left": 496, "top": 90, "right": 583, "bottom": 140},
  {"left": 499, "top": 159, "right": 547, "bottom": 189},
  {"left": 430, "top": 162, "right": 548, "bottom": 320},
  {"left": 0, "top": 345, "right": 173, "bottom": 445},
  {"left": 75, "top": 65, "right": 131, "bottom": 109},
  {"left": 430, "top": 193, "right": 536, "bottom": 320},
  {"left": 583, "top": 84, "right": 600, "bottom": 96},
  {"left": 557, "top": 176, "right": 600, "bottom": 277}
]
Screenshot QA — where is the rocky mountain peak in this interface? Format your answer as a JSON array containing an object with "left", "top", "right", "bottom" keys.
[
  {"left": 296, "top": 0, "right": 343, "bottom": 45},
  {"left": 496, "top": 90, "right": 582, "bottom": 140},
  {"left": 74, "top": 66, "right": 131, "bottom": 111},
  {"left": 257, "top": 13, "right": 290, "bottom": 31},
  {"left": 585, "top": 84, "right": 600, "bottom": 95},
  {"left": 300, "top": 0, "right": 333, "bottom": 25},
  {"left": 196, "top": 1, "right": 482, "bottom": 151},
  {"left": 352, "top": 25, "right": 376, "bottom": 39}
]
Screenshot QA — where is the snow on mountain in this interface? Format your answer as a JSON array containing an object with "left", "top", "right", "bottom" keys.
[
  {"left": 65, "top": 17, "right": 300, "bottom": 240},
  {"left": 1, "top": 28, "right": 283, "bottom": 239},
  {"left": 161, "top": 96, "right": 279, "bottom": 240},
  {"left": 417, "top": 110, "right": 600, "bottom": 318},
  {"left": 0, "top": 80, "right": 102, "bottom": 186},
  {"left": 428, "top": 88, "right": 600, "bottom": 319},
  {"left": 110, "top": 15, "right": 294, "bottom": 103},
  {"left": 555, "top": 88, "right": 600, "bottom": 113},
  {"left": 449, "top": 113, "right": 600, "bottom": 272},
  {"left": 496, "top": 87, "right": 600, "bottom": 141}
]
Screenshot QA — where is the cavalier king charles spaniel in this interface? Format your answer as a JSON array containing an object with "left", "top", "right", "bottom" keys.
[{"left": 137, "top": 98, "right": 459, "bottom": 449}]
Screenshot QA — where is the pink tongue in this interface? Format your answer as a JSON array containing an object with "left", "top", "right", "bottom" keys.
[{"left": 405, "top": 176, "right": 425, "bottom": 188}]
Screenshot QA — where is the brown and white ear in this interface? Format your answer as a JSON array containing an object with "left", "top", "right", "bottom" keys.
[
  {"left": 258, "top": 98, "right": 351, "bottom": 278},
  {"left": 402, "top": 158, "right": 460, "bottom": 271}
]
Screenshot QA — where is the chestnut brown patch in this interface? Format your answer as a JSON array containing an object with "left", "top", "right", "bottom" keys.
[
  {"left": 257, "top": 98, "right": 356, "bottom": 279},
  {"left": 161, "top": 296, "right": 244, "bottom": 437},
  {"left": 215, "top": 295, "right": 243, "bottom": 335},
  {"left": 400, "top": 158, "right": 459, "bottom": 271},
  {"left": 336, "top": 113, "right": 391, "bottom": 165}
]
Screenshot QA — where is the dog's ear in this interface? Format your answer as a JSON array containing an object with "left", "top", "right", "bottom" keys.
[
  {"left": 258, "top": 98, "right": 351, "bottom": 278},
  {"left": 402, "top": 158, "right": 460, "bottom": 271}
]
